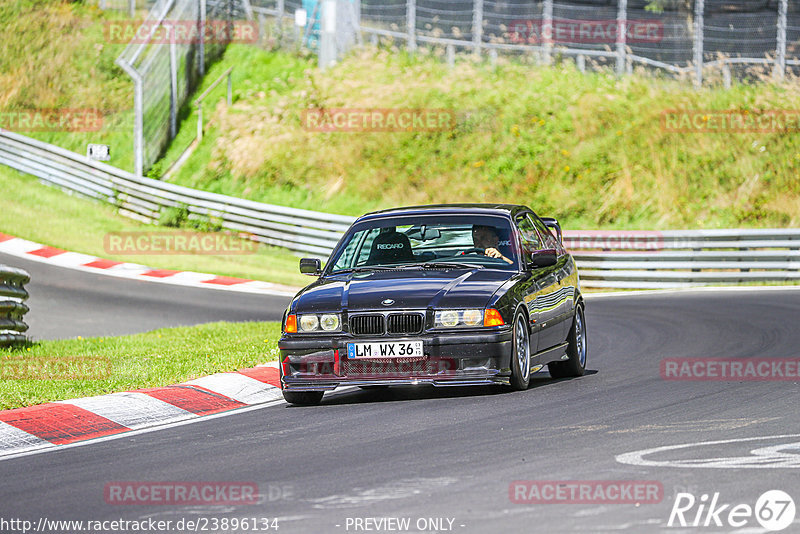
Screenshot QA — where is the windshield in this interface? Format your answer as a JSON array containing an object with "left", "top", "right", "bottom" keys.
[{"left": 327, "top": 214, "right": 519, "bottom": 273}]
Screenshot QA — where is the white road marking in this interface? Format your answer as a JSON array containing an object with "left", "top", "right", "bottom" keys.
[{"left": 616, "top": 434, "right": 800, "bottom": 469}]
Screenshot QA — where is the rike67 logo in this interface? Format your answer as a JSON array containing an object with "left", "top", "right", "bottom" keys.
[{"left": 668, "top": 490, "right": 795, "bottom": 531}]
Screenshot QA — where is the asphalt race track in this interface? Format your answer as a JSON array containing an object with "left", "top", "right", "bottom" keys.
[
  {"left": 0, "top": 251, "right": 290, "bottom": 339},
  {"left": 2, "top": 279, "right": 800, "bottom": 532}
]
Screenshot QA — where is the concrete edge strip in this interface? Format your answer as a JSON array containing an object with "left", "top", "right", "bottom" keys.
[
  {"left": 0, "top": 233, "right": 299, "bottom": 297},
  {"left": 0, "top": 362, "right": 281, "bottom": 459}
]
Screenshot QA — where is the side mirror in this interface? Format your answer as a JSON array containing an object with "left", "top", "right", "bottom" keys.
[
  {"left": 530, "top": 248, "right": 558, "bottom": 268},
  {"left": 299, "top": 258, "right": 322, "bottom": 275},
  {"left": 540, "top": 217, "right": 562, "bottom": 243}
]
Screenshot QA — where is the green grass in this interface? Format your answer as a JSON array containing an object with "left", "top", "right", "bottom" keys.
[
  {"left": 0, "top": 1, "right": 137, "bottom": 171},
  {"left": 0, "top": 166, "right": 308, "bottom": 287},
  {"left": 0, "top": 321, "right": 282, "bottom": 410},
  {"left": 160, "top": 47, "right": 800, "bottom": 230}
]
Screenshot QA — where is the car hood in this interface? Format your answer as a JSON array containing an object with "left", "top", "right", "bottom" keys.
[{"left": 293, "top": 268, "right": 514, "bottom": 312}]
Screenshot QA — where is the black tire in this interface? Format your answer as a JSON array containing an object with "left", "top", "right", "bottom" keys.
[
  {"left": 548, "top": 304, "right": 587, "bottom": 379},
  {"left": 282, "top": 390, "right": 324, "bottom": 405},
  {"left": 509, "top": 311, "right": 531, "bottom": 390}
]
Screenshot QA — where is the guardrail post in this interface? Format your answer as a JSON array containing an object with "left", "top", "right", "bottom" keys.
[
  {"left": 197, "top": 103, "right": 203, "bottom": 141},
  {"left": 472, "top": 0, "right": 483, "bottom": 57},
  {"left": 723, "top": 61, "right": 731, "bottom": 89},
  {"left": 227, "top": 71, "right": 232, "bottom": 106},
  {"left": 446, "top": 44, "right": 455, "bottom": 68},
  {"left": 542, "top": 0, "right": 553, "bottom": 64},
  {"left": 406, "top": 0, "right": 416, "bottom": 52},
  {"left": 129, "top": 0, "right": 135, "bottom": 17},
  {"left": 775, "top": 0, "right": 787, "bottom": 82},
  {"left": 693, "top": 0, "right": 704, "bottom": 88},
  {"left": 577, "top": 54, "right": 585, "bottom": 72},
  {"left": 616, "top": 0, "right": 627, "bottom": 77}
]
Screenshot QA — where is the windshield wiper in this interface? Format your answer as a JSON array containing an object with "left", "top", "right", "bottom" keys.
[
  {"left": 331, "top": 265, "right": 411, "bottom": 274},
  {"left": 417, "top": 261, "right": 483, "bottom": 270}
]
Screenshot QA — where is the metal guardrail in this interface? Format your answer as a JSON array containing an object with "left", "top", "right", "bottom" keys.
[
  {"left": 2, "top": 130, "right": 800, "bottom": 289},
  {"left": 565, "top": 230, "right": 800, "bottom": 289},
  {"left": 0, "top": 265, "right": 30, "bottom": 346},
  {"left": 0, "top": 130, "right": 354, "bottom": 257}
]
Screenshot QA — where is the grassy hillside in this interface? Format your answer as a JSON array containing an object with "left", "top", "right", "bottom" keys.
[
  {"left": 2, "top": 1, "right": 798, "bottom": 235},
  {"left": 0, "top": 0, "right": 136, "bottom": 170},
  {"left": 163, "top": 47, "right": 800, "bottom": 229}
]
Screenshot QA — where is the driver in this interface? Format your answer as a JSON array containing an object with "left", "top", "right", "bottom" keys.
[{"left": 472, "top": 225, "right": 513, "bottom": 264}]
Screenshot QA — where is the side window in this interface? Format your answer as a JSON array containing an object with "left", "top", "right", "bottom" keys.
[
  {"left": 332, "top": 228, "right": 380, "bottom": 270},
  {"left": 531, "top": 216, "right": 560, "bottom": 251},
  {"left": 515, "top": 214, "right": 542, "bottom": 263}
]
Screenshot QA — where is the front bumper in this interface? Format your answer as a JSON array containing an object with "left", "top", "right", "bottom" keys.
[{"left": 280, "top": 328, "right": 513, "bottom": 391}]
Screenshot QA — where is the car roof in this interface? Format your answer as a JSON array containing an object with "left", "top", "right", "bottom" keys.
[{"left": 360, "top": 203, "right": 531, "bottom": 221}]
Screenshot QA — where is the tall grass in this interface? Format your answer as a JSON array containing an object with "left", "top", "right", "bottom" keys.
[{"left": 163, "top": 47, "right": 800, "bottom": 229}]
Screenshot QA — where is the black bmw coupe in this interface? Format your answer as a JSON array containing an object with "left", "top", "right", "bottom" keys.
[{"left": 279, "top": 204, "right": 587, "bottom": 405}]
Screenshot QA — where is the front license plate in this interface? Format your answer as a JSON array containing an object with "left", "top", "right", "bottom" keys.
[{"left": 347, "top": 341, "right": 424, "bottom": 359}]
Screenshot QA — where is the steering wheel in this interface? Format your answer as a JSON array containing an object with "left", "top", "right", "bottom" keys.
[{"left": 459, "top": 247, "right": 485, "bottom": 256}]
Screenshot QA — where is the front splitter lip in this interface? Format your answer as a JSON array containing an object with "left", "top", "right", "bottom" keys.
[{"left": 282, "top": 374, "right": 510, "bottom": 391}]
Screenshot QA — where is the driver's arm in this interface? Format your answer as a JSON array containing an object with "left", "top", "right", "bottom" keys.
[{"left": 485, "top": 247, "right": 513, "bottom": 264}]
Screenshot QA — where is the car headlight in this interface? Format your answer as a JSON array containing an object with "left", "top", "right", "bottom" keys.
[
  {"left": 434, "top": 309, "right": 487, "bottom": 328},
  {"left": 294, "top": 313, "right": 342, "bottom": 333},
  {"left": 462, "top": 309, "right": 483, "bottom": 326},
  {"left": 320, "top": 313, "right": 340, "bottom": 331},
  {"left": 299, "top": 314, "right": 319, "bottom": 331}
]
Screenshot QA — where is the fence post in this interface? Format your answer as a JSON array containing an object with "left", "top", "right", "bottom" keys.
[
  {"left": 128, "top": 0, "right": 135, "bottom": 17},
  {"left": 319, "top": 0, "right": 337, "bottom": 69},
  {"left": 616, "top": 0, "right": 627, "bottom": 76},
  {"left": 116, "top": 58, "right": 143, "bottom": 178},
  {"left": 776, "top": 0, "right": 787, "bottom": 82},
  {"left": 199, "top": 0, "right": 206, "bottom": 77},
  {"left": 542, "top": 0, "right": 553, "bottom": 64},
  {"left": 577, "top": 54, "right": 585, "bottom": 72},
  {"left": 693, "top": 0, "right": 704, "bottom": 88},
  {"left": 406, "top": 0, "right": 416, "bottom": 52},
  {"left": 169, "top": 32, "right": 178, "bottom": 139},
  {"left": 277, "top": 0, "right": 285, "bottom": 31},
  {"left": 446, "top": 44, "right": 455, "bottom": 67},
  {"left": 472, "top": 0, "right": 483, "bottom": 56}
]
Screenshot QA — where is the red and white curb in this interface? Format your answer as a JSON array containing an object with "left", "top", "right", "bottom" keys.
[
  {"left": 0, "top": 362, "right": 282, "bottom": 458},
  {"left": 0, "top": 233, "right": 299, "bottom": 297}
]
